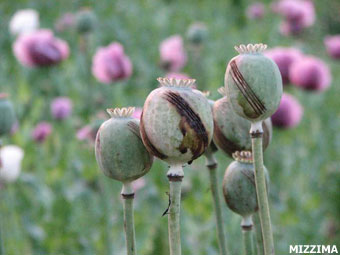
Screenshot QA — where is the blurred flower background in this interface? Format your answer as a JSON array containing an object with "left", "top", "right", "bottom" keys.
[{"left": 0, "top": 0, "right": 339, "bottom": 254}]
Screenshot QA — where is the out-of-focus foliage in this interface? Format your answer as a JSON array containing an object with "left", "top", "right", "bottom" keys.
[{"left": 0, "top": 0, "right": 339, "bottom": 254}]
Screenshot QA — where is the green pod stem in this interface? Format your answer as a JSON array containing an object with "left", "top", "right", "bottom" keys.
[
  {"left": 205, "top": 151, "right": 228, "bottom": 255},
  {"left": 243, "top": 230, "right": 253, "bottom": 255},
  {"left": 121, "top": 183, "right": 137, "bottom": 255},
  {"left": 167, "top": 164, "right": 184, "bottom": 255},
  {"left": 242, "top": 216, "right": 254, "bottom": 255},
  {"left": 253, "top": 213, "right": 264, "bottom": 255},
  {"left": 250, "top": 122, "right": 274, "bottom": 255}
]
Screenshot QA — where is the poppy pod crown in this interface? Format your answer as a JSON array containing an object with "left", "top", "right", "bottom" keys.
[
  {"left": 225, "top": 43, "right": 283, "bottom": 122},
  {"left": 95, "top": 107, "right": 153, "bottom": 183},
  {"left": 140, "top": 78, "right": 214, "bottom": 165}
]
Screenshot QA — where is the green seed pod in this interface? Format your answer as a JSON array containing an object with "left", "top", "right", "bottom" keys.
[
  {"left": 75, "top": 9, "right": 96, "bottom": 34},
  {"left": 213, "top": 87, "right": 272, "bottom": 156},
  {"left": 140, "top": 78, "right": 214, "bottom": 165},
  {"left": 187, "top": 22, "right": 208, "bottom": 46},
  {"left": 0, "top": 93, "right": 16, "bottom": 137},
  {"left": 202, "top": 91, "right": 218, "bottom": 154},
  {"left": 225, "top": 44, "right": 282, "bottom": 122},
  {"left": 223, "top": 151, "right": 269, "bottom": 218},
  {"left": 95, "top": 107, "right": 153, "bottom": 182}
]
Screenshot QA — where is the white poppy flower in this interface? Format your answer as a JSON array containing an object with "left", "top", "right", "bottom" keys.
[
  {"left": 0, "top": 145, "right": 24, "bottom": 183},
  {"left": 9, "top": 9, "right": 39, "bottom": 36}
]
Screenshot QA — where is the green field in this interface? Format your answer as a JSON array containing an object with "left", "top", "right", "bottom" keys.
[{"left": 0, "top": 0, "right": 339, "bottom": 254}]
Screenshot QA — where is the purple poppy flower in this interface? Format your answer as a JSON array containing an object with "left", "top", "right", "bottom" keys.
[
  {"left": 51, "top": 97, "right": 72, "bottom": 120},
  {"left": 274, "top": 0, "right": 315, "bottom": 35},
  {"left": 55, "top": 13, "right": 75, "bottom": 32},
  {"left": 76, "top": 125, "right": 92, "bottom": 141},
  {"left": 246, "top": 2, "right": 265, "bottom": 20},
  {"left": 92, "top": 42, "right": 132, "bottom": 84},
  {"left": 131, "top": 107, "right": 142, "bottom": 120},
  {"left": 32, "top": 122, "right": 52, "bottom": 143},
  {"left": 165, "top": 72, "right": 191, "bottom": 80},
  {"left": 160, "top": 35, "right": 187, "bottom": 71},
  {"left": 271, "top": 93, "right": 303, "bottom": 128},
  {"left": 264, "top": 47, "right": 303, "bottom": 84},
  {"left": 289, "top": 56, "right": 332, "bottom": 91},
  {"left": 324, "top": 35, "right": 340, "bottom": 59},
  {"left": 13, "top": 29, "right": 69, "bottom": 67}
]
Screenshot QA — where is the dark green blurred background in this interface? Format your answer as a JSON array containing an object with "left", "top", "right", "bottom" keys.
[{"left": 0, "top": 0, "right": 339, "bottom": 254}]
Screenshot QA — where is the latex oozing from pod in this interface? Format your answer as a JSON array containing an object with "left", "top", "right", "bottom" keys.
[{"left": 140, "top": 78, "right": 214, "bottom": 165}]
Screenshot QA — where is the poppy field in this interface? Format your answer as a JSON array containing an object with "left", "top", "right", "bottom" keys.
[{"left": 0, "top": 0, "right": 339, "bottom": 254}]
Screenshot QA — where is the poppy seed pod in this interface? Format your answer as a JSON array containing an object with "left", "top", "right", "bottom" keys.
[
  {"left": 0, "top": 94, "right": 16, "bottom": 137},
  {"left": 223, "top": 151, "right": 269, "bottom": 217},
  {"left": 75, "top": 9, "right": 96, "bottom": 34},
  {"left": 140, "top": 78, "right": 213, "bottom": 165},
  {"left": 225, "top": 44, "right": 283, "bottom": 122},
  {"left": 95, "top": 107, "right": 153, "bottom": 182},
  {"left": 202, "top": 91, "right": 218, "bottom": 155},
  {"left": 213, "top": 87, "right": 272, "bottom": 156},
  {"left": 186, "top": 22, "right": 208, "bottom": 46}
]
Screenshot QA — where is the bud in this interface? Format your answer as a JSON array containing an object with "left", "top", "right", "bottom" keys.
[
  {"left": 0, "top": 145, "right": 24, "bottom": 183},
  {"left": 95, "top": 107, "right": 153, "bottom": 182},
  {"left": 225, "top": 44, "right": 282, "bottom": 122},
  {"left": 187, "top": 22, "right": 208, "bottom": 46},
  {"left": 213, "top": 87, "right": 272, "bottom": 156},
  {"left": 140, "top": 78, "right": 213, "bottom": 165},
  {"left": 75, "top": 9, "right": 96, "bottom": 34},
  {"left": 223, "top": 151, "right": 269, "bottom": 217},
  {"left": 0, "top": 94, "right": 16, "bottom": 137}
]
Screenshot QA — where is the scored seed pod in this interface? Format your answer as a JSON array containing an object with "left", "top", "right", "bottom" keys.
[
  {"left": 140, "top": 78, "right": 214, "bottom": 165},
  {"left": 223, "top": 151, "right": 269, "bottom": 217},
  {"left": 225, "top": 44, "right": 283, "bottom": 122},
  {"left": 202, "top": 91, "right": 218, "bottom": 155},
  {"left": 213, "top": 87, "right": 272, "bottom": 156},
  {"left": 0, "top": 93, "right": 16, "bottom": 137},
  {"left": 95, "top": 107, "right": 153, "bottom": 182}
]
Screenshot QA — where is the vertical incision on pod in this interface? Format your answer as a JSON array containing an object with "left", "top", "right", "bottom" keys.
[
  {"left": 213, "top": 122, "right": 243, "bottom": 156},
  {"left": 230, "top": 60, "right": 266, "bottom": 116},
  {"left": 164, "top": 91, "right": 208, "bottom": 159},
  {"left": 140, "top": 111, "right": 168, "bottom": 160},
  {"left": 127, "top": 121, "right": 141, "bottom": 139}
]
